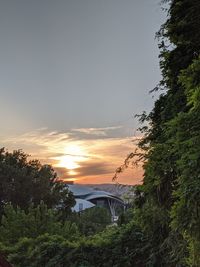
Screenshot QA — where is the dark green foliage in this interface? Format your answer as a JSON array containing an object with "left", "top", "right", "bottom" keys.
[
  {"left": 0, "top": 148, "right": 75, "bottom": 217},
  {"left": 5, "top": 223, "right": 148, "bottom": 267},
  {"left": 167, "top": 57, "right": 200, "bottom": 266},
  {"left": 131, "top": 0, "right": 200, "bottom": 265},
  {"left": 0, "top": 203, "right": 80, "bottom": 246},
  {"left": 113, "top": 0, "right": 200, "bottom": 265},
  {"left": 69, "top": 207, "right": 111, "bottom": 236},
  {"left": 0, "top": 204, "right": 113, "bottom": 267}
]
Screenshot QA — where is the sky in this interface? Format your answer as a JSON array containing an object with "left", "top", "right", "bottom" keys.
[{"left": 0, "top": 0, "right": 166, "bottom": 185}]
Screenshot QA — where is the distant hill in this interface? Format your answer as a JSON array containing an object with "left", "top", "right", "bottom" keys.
[{"left": 79, "top": 183, "right": 135, "bottom": 198}]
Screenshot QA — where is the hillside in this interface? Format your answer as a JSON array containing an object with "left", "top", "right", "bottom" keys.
[{"left": 78, "top": 183, "right": 135, "bottom": 198}]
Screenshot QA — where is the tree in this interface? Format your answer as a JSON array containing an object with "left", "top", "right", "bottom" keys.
[
  {"left": 168, "top": 57, "right": 200, "bottom": 266},
  {"left": 115, "top": 0, "right": 200, "bottom": 265},
  {"left": 0, "top": 148, "right": 75, "bottom": 217},
  {"left": 69, "top": 207, "right": 111, "bottom": 236},
  {"left": 0, "top": 202, "right": 80, "bottom": 246},
  {"left": 130, "top": 0, "right": 200, "bottom": 265}
]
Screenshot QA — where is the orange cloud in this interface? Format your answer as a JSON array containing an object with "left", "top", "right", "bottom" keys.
[{"left": 1, "top": 127, "right": 144, "bottom": 185}]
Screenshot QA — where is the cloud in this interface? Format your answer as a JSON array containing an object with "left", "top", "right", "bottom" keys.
[
  {"left": 54, "top": 161, "right": 111, "bottom": 179},
  {"left": 2, "top": 128, "right": 72, "bottom": 147},
  {"left": 0, "top": 127, "right": 143, "bottom": 185},
  {"left": 72, "top": 126, "right": 122, "bottom": 137},
  {"left": 76, "top": 162, "right": 112, "bottom": 176},
  {"left": 1, "top": 128, "right": 73, "bottom": 155}
]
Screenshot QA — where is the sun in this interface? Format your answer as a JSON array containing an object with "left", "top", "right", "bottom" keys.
[
  {"left": 57, "top": 155, "right": 80, "bottom": 170},
  {"left": 53, "top": 143, "right": 87, "bottom": 174}
]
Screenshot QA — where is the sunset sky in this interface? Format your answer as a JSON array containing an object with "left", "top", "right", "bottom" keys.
[{"left": 0, "top": 0, "right": 166, "bottom": 185}]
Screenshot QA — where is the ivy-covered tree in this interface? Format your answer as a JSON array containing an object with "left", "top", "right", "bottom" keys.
[
  {"left": 130, "top": 0, "right": 200, "bottom": 265},
  {"left": 168, "top": 57, "right": 200, "bottom": 266}
]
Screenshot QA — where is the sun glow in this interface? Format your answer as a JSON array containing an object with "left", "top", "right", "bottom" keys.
[
  {"left": 68, "top": 169, "right": 78, "bottom": 176},
  {"left": 53, "top": 144, "right": 88, "bottom": 173},
  {"left": 64, "top": 144, "right": 85, "bottom": 157},
  {"left": 57, "top": 155, "right": 80, "bottom": 170}
]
